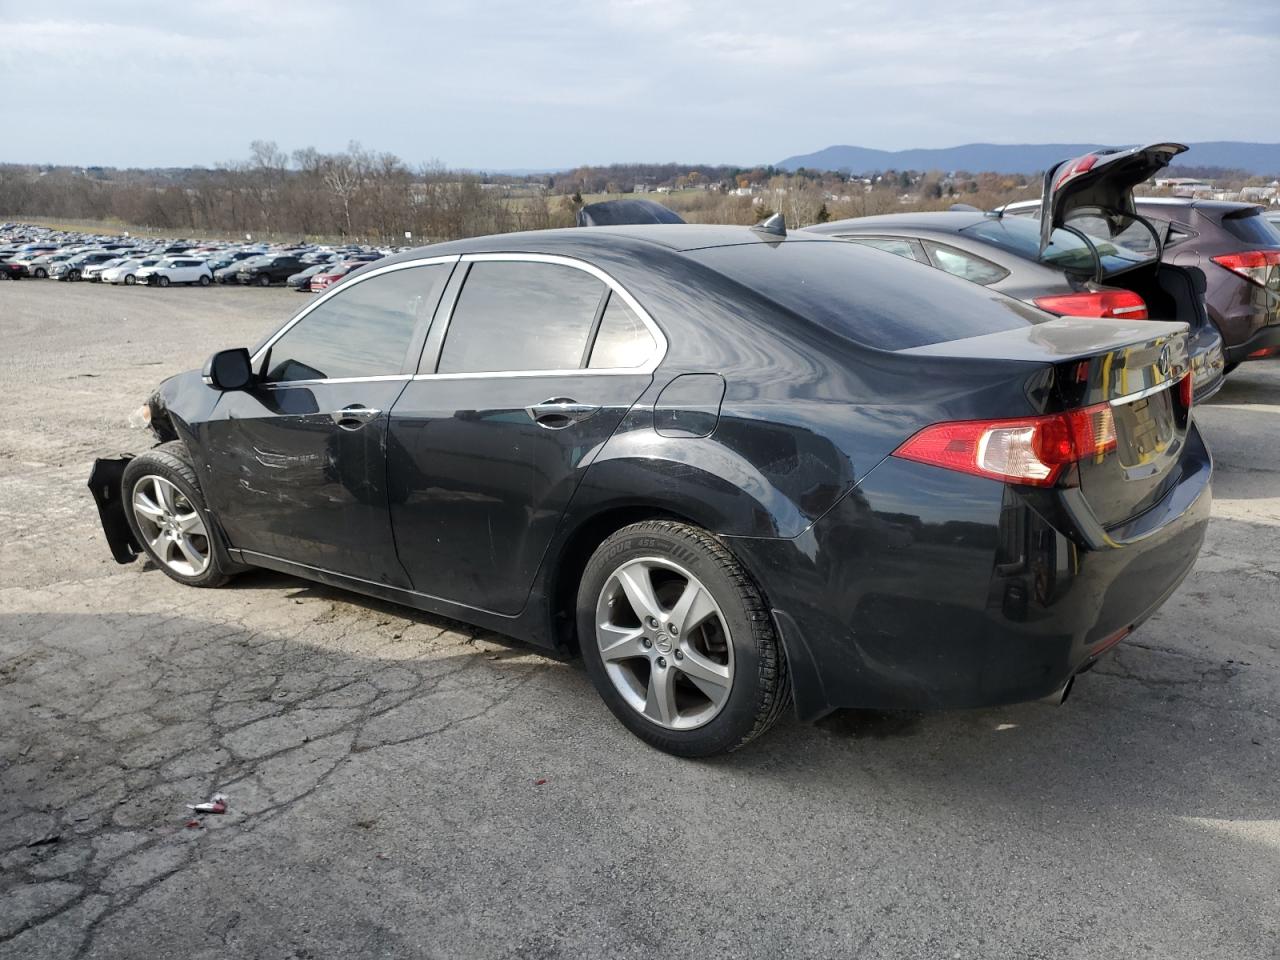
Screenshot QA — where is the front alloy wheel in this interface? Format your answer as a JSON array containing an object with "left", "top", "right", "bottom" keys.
[
  {"left": 131, "top": 475, "right": 210, "bottom": 577},
  {"left": 121, "top": 442, "right": 232, "bottom": 588}
]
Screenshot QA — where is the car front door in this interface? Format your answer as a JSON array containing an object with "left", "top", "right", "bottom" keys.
[
  {"left": 387, "top": 254, "right": 665, "bottom": 615},
  {"left": 196, "top": 257, "right": 456, "bottom": 585}
]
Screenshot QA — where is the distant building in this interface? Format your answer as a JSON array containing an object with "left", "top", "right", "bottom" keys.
[{"left": 634, "top": 184, "right": 651, "bottom": 193}]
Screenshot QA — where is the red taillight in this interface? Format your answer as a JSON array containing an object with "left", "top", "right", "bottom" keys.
[
  {"left": 1033, "top": 290, "right": 1149, "bottom": 320},
  {"left": 1247, "top": 346, "right": 1276, "bottom": 359},
  {"left": 893, "top": 404, "right": 1117, "bottom": 487},
  {"left": 1211, "top": 249, "right": 1280, "bottom": 287},
  {"left": 1178, "top": 371, "right": 1194, "bottom": 408}
]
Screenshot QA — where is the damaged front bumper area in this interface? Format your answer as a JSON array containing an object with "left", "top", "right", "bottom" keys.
[{"left": 87, "top": 456, "right": 140, "bottom": 563}]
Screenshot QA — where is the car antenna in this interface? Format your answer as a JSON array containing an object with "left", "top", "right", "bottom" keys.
[{"left": 751, "top": 213, "right": 786, "bottom": 238}]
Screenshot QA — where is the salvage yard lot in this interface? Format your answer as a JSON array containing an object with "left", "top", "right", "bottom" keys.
[{"left": 1, "top": 280, "right": 1278, "bottom": 959}]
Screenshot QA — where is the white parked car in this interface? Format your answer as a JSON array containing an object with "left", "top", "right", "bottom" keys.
[
  {"left": 83, "top": 257, "right": 127, "bottom": 282},
  {"left": 135, "top": 257, "right": 213, "bottom": 287},
  {"left": 102, "top": 258, "right": 160, "bottom": 285}
]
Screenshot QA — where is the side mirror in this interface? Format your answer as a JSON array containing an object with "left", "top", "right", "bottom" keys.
[{"left": 202, "top": 347, "right": 254, "bottom": 391}]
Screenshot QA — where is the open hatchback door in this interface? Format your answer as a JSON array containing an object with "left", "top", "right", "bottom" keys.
[{"left": 1038, "top": 142, "right": 1189, "bottom": 267}]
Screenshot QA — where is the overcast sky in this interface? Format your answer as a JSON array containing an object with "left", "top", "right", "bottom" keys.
[{"left": 4, "top": 0, "right": 1278, "bottom": 170}]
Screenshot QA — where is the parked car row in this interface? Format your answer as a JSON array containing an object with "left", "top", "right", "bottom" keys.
[
  {"left": 88, "top": 141, "right": 1255, "bottom": 757},
  {"left": 0, "top": 225, "right": 391, "bottom": 293}
]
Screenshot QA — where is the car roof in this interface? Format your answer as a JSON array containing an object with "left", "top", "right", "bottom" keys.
[
  {"left": 806, "top": 212, "right": 988, "bottom": 236},
  {"left": 1134, "top": 197, "right": 1265, "bottom": 213},
  {"left": 372, "top": 224, "right": 834, "bottom": 270}
]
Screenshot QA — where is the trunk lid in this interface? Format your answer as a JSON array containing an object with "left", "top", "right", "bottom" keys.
[
  {"left": 902, "top": 317, "right": 1194, "bottom": 528},
  {"left": 1038, "top": 142, "right": 1188, "bottom": 264}
]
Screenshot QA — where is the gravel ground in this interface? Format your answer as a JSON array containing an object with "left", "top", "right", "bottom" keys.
[{"left": 1, "top": 279, "right": 1278, "bottom": 960}]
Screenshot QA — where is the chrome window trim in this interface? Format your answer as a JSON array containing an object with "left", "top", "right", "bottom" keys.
[
  {"left": 413, "top": 251, "right": 668, "bottom": 380},
  {"left": 248, "top": 254, "right": 462, "bottom": 379}
]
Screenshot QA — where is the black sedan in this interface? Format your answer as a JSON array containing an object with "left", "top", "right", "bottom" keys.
[{"left": 88, "top": 224, "right": 1211, "bottom": 756}]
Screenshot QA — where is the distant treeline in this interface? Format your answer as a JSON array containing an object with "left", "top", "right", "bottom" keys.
[
  {"left": 0, "top": 142, "right": 573, "bottom": 243},
  {"left": 14, "top": 142, "right": 1247, "bottom": 243}
]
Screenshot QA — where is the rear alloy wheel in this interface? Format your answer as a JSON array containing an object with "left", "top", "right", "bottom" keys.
[
  {"left": 122, "top": 442, "right": 232, "bottom": 588},
  {"left": 124, "top": 274, "right": 136, "bottom": 285},
  {"left": 578, "top": 520, "right": 790, "bottom": 756},
  {"left": 258, "top": 274, "right": 271, "bottom": 287},
  {"left": 157, "top": 275, "right": 170, "bottom": 287}
]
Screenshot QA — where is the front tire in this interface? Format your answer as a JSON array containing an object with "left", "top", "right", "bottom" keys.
[
  {"left": 124, "top": 274, "right": 136, "bottom": 285},
  {"left": 198, "top": 275, "right": 211, "bottom": 286},
  {"left": 33, "top": 267, "right": 47, "bottom": 279},
  {"left": 157, "top": 275, "right": 170, "bottom": 288},
  {"left": 577, "top": 520, "right": 789, "bottom": 757},
  {"left": 122, "top": 442, "right": 232, "bottom": 588},
  {"left": 258, "top": 274, "right": 271, "bottom": 287}
]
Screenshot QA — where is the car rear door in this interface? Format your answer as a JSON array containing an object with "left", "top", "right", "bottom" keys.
[
  {"left": 196, "top": 257, "right": 456, "bottom": 585},
  {"left": 387, "top": 254, "right": 665, "bottom": 614}
]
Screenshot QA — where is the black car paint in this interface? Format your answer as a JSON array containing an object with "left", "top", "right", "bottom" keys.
[{"left": 91, "top": 226, "right": 1211, "bottom": 721}]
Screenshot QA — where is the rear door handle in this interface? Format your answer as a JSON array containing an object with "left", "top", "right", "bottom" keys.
[
  {"left": 526, "top": 397, "right": 599, "bottom": 429},
  {"left": 331, "top": 405, "right": 381, "bottom": 429}
]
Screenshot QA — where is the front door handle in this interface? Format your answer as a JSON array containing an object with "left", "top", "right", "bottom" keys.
[
  {"left": 331, "top": 405, "right": 382, "bottom": 429},
  {"left": 526, "top": 397, "right": 599, "bottom": 429}
]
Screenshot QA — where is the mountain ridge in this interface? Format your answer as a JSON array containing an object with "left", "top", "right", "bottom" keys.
[{"left": 776, "top": 142, "right": 1280, "bottom": 176}]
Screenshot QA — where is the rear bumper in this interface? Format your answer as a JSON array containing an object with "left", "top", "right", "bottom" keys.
[
  {"left": 1226, "top": 322, "right": 1280, "bottom": 364},
  {"left": 87, "top": 457, "right": 140, "bottom": 564},
  {"left": 729, "top": 430, "right": 1212, "bottom": 721}
]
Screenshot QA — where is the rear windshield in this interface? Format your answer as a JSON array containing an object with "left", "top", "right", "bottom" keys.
[
  {"left": 1222, "top": 209, "right": 1280, "bottom": 246},
  {"left": 687, "top": 239, "right": 1047, "bottom": 351},
  {"left": 961, "top": 216, "right": 1151, "bottom": 275}
]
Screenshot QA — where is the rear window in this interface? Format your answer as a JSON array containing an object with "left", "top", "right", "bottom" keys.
[
  {"left": 1222, "top": 209, "right": 1280, "bottom": 246},
  {"left": 687, "top": 240, "right": 1047, "bottom": 351},
  {"left": 961, "top": 217, "right": 1151, "bottom": 275}
]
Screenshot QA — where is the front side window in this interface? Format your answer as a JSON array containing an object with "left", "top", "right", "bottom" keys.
[
  {"left": 264, "top": 263, "right": 449, "bottom": 383},
  {"left": 588, "top": 293, "right": 657, "bottom": 368},
  {"left": 922, "top": 242, "right": 1009, "bottom": 285},
  {"left": 437, "top": 261, "right": 606, "bottom": 374}
]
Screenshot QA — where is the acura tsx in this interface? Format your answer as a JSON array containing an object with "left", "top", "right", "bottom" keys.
[{"left": 88, "top": 222, "right": 1212, "bottom": 756}]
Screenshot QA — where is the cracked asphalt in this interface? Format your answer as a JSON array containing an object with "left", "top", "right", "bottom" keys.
[{"left": 1, "top": 280, "right": 1278, "bottom": 960}]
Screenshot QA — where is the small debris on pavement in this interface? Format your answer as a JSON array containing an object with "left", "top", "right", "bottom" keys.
[
  {"left": 185, "top": 819, "right": 203, "bottom": 830},
  {"left": 26, "top": 833, "right": 60, "bottom": 848},
  {"left": 186, "top": 792, "right": 228, "bottom": 815},
  {"left": 534, "top": 778, "right": 548, "bottom": 786}
]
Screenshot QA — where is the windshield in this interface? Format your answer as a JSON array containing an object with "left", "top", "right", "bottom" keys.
[{"left": 961, "top": 216, "right": 1152, "bottom": 276}]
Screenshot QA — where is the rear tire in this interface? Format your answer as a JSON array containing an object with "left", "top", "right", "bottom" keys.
[
  {"left": 124, "top": 274, "right": 136, "bottom": 285},
  {"left": 122, "top": 442, "right": 233, "bottom": 588},
  {"left": 577, "top": 520, "right": 789, "bottom": 757}
]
